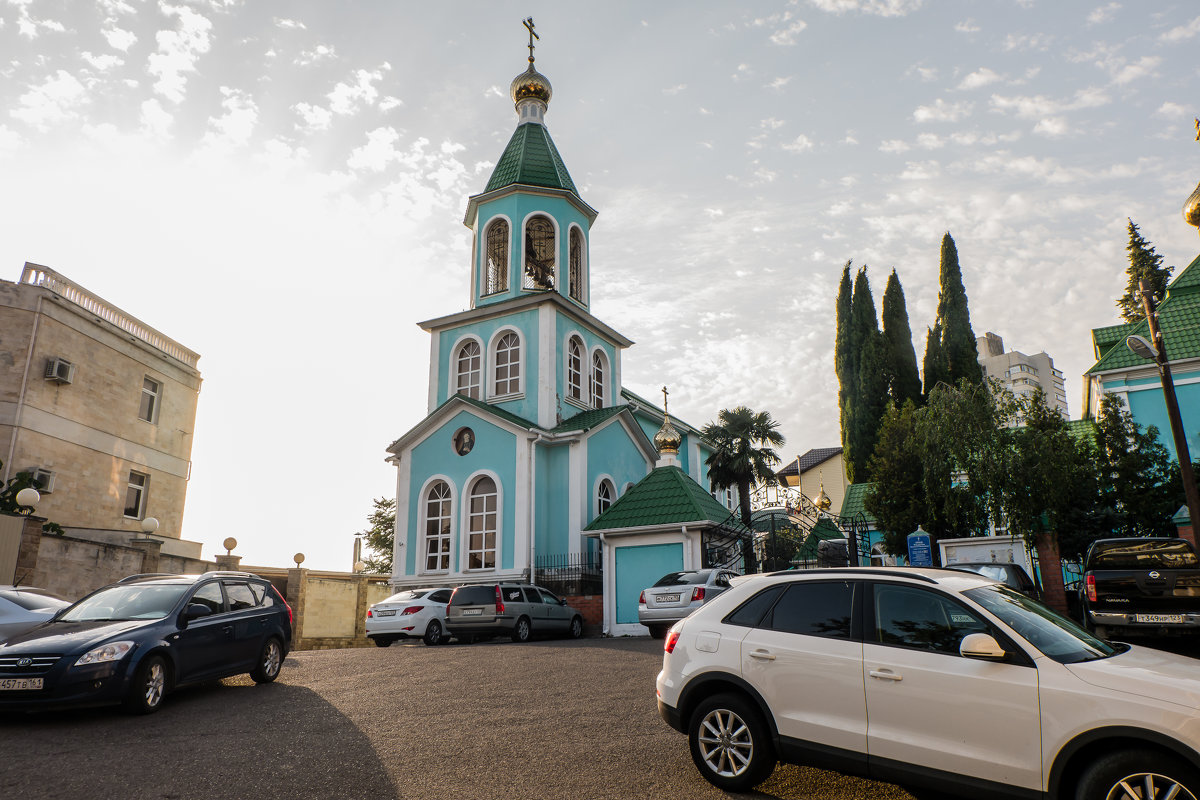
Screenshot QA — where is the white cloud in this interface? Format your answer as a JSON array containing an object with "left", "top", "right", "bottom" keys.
[
  {"left": 1160, "top": 16, "right": 1200, "bottom": 43},
  {"left": 663, "top": 84, "right": 687, "bottom": 95},
  {"left": 913, "top": 98, "right": 971, "bottom": 123},
  {"left": 148, "top": 4, "right": 214, "bottom": 103},
  {"left": 899, "top": 160, "right": 940, "bottom": 180},
  {"left": 989, "top": 88, "right": 1110, "bottom": 119},
  {"left": 276, "top": 18, "right": 306, "bottom": 30},
  {"left": 908, "top": 65, "right": 938, "bottom": 82},
  {"left": 328, "top": 66, "right": 388, "bottom": 115},
  {"left": 1003, "top": 32, "right": 1053, "bottom": 51},
  {"left": 1088, "top": 3, "right": 1120, "bottom": 24},
  {"left": 958, "top": 67, "right": 1001, "bottom": 91},
  {"left": 782, "top": 134, "right": 814, "bottom": 153},
  {"left": 1033, "top": 117, "right": 1069, "bottom": 137},
  {"left": 82, "top": 52, "right": 124, "bottom": 71},
  {"left": 378, "top": 96, "right": 403, "bottom": 112},
  {"left": 915, "top": 132, "right": 944, "bottom": 149},
  {"left": 139, "top": 98, "right": 173, "bottom": 139},
  {"left": 293, "top": 102, "right": 332, "bottom": 131},
  {"left": 770, "top": 20, "right": 808, "bottom": 45},
  {"left": 807, "top": 0, "right": 924, "bottom": 17},
  {"left": 297, "top": 44, "right": 336, "bottom": 65},
  {"left": 879, "top": 139, "right": 910, "bottom": 153},
  {"left": 103, "top": 25, "right": 137, "bottom": 51},
  {"left": 10, "top": 70, "right": 88, "bottom": 130},
  {"left": 955, "top": 20, "right": 980, "bottom": 33},
  {"left": 1156, "top": 101, "right": 1188, "bottom": 118},
  {"left": 766, "top": 76, "right": 793, "bottom": 91},
  {"left": 0, "top": 125, "right": 23, "bottom": 156},
  {"left": 348, "top": 126, "right": 401, "bottom": 172},
  {"left": 202, "top": 87, "right": 258, "bottom": 149},
  {"left": 1108, "top": 55, "right": 1161, "bottom": 85},
  {"left": 10, "top": 0, "right": 65, "bottom": 39}
]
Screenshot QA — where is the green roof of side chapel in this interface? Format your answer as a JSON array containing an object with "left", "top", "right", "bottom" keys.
[
  {"left": 485, "top": 123, "right": 578, "bottom": 195},
  {"left": 585, "top": 465, "right": 748, "bottom": 532}
]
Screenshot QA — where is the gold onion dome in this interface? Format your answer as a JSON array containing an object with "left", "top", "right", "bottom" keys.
[
  {"left": 654, "top": 415, "right": 682, "bottom": 455},
  {"left": 814, "top": 488, "right": 832, "bottom": 511},
  {"left": 1184, "top": 181, "right": 1200, "bottom": 231},
  {"left": 511, "top": 64, "right": 552, "bottom": 106}
]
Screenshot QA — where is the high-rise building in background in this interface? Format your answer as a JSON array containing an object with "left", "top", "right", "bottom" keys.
[{"left": 977, "top": 332, "right": 1068, "bottom": 416}]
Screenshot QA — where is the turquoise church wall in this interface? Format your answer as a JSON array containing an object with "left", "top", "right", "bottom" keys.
[
  {"left": 1121, "top": 369, "right": 1200, "bottom": 463},
  {"left": 404, "top": 411, "right": 519, "bottom": 573},
  {"left": 436, "top": 309, "right": 541, "bottom": 422},
  {"left": 473, "top": 192, "right": 593, "bottom": 308},
  {"left": 535, "top": 444, "right": 570, "bottom": 557},
  {"left": 554, "top": 310, "right": 617, "bottom": 410},
  {"left": 587, "top": 422, "right": 651, "bottom": 524}
]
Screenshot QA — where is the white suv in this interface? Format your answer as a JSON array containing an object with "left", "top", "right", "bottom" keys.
[{"left": 655, "top": 567, "right": 1200, "bottom": 799}]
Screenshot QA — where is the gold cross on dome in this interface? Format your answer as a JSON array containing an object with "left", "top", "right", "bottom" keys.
[
  {"left": 1194, "top": 118, "right": 1199, "bottom": 142},
  {"left": 661, "top": 386, "right": 669, "bottom": 415},
  {"left": 523, "top": 17, "right": 539, "bottom": 64}
]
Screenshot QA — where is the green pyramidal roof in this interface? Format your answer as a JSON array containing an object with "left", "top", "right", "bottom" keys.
[
  {"left": 1088, "top": 253, "right": 1200, "bottom": 374},
  {"left": 585, "top": 465, "right": 748, "bottom": 532},
  {"left": 485, "top": 123, "right": 578, "bottom": 195}
]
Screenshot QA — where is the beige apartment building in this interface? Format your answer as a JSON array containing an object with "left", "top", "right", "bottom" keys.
[
  {"left": 0, "top": 264, "right": 202, "bottom": 557},
  {"left": 977, "top": 331, "right": 1068, "bottom": 416}
]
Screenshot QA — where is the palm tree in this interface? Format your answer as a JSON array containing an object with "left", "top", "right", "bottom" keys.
[{"left": 703, "top": 406, "right": 785, "bottom": 573}]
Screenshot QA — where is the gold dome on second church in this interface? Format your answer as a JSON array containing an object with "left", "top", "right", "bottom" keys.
[{"left": 511, "top": 64, "right": 552, "bottom": 106}]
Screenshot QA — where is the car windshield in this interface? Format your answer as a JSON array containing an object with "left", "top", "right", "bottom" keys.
[
  {"left": 60, "top": 584, "right": 190, "bottom": 622},
  {"left": 1089, "top": 540, "right": 1198, "bottom": 569},
  {"left": 654, "top": 571, "right": 710, "bottom": 587},
  {"left": 964, "top": 584, "right": 1122, "bottom": 664},
  {"left": 382, "top": 590, "right": 428, "bottom": 603}
]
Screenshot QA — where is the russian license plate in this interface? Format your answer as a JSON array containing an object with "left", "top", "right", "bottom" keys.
[
  {"left": 0, "top": 678, "right": 42, "bottom": 691},
  {"left": 1135, "top": 614, "right": 1185, "bottom": 624},
  {"left": 376, "top": 609, "right": 396, "bottom": 617},
  {"left": 659, "top": 594, "right": 681, "bottom": 603},
  {"left": 462, "top": 608, "right": 483, "bottom": 616}
]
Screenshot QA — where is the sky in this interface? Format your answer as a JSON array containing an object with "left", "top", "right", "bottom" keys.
[{"left": 1, "top": 0, "right": 1198, "bottom": 571}]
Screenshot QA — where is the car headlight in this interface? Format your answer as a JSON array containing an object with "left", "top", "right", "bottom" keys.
[{"left": 75, "top": 641, "right": 135, "bottom": 666}]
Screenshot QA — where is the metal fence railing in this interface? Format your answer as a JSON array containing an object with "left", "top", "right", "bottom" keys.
[{"left": 532, "top": 553, "right": 602, "bottom": 595}]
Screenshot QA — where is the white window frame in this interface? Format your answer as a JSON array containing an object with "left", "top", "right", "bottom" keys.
[
  {"left": 463, "top": 473, "right": 501, "bottom": 571},
  {"left": 483, "top": 216, "right": 511, "bottom": 296},
  {"left": 489, "top": 327, "right": 524, "bottom": 400},
  {"left": 595, "top": 476, "right": 616, "bottom": 518},
  {"left": 520, "top": 212, "right": 559, "bottom": 291},
  {"left": 589, "top": 347, "right": 608, "bottom": 409},
  {"left": 567, "top": 224, "right": 586, "bottom": 304},
  {"left": 139, "top": 376, "right": 161, "bottom": 424},
  {"left": 565, "top": 334, "right": 586, "bottom": 408},
  {"left": 124, "top": 470, "right": 149, "bottom": 519},
  {"left": 453, "top": 337, "right": 483, "bottom": 400},
  {"left": 421, "top": 478, "right": 455, "bottom": 573}
]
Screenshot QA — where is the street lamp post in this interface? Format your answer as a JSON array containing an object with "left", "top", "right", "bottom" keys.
[{"left": 1126, "top": 279, "right": 1200, "bottom": 532}]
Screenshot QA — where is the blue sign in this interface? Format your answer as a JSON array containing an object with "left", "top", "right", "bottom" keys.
[{"left": 907, "top": 531, "right": 933, "bottom": 567}]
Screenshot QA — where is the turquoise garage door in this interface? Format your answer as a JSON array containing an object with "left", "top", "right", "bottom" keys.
[{"left": 615, "top": 543, "right": 684, "bottom": 625}]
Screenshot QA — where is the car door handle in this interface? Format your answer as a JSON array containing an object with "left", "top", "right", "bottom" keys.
[
  {"left": 221, "top": 625, "right": 233, "bottom": 635},
  {"left": 749, "top": 650, "right": 776, "bottom": 661},
  {"left": 869, "top": 669, "right": 902, "bottom": 682}
]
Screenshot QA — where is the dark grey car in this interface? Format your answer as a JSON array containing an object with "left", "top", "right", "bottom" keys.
[{"left": 445, "top": 583, "right": 584, "bottom": 642}]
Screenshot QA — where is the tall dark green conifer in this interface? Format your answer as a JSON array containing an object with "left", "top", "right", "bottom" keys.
[
  {"left": 932, "top": 232, "right": 982, "bottom": 386},
  {"left": 835, "top": 262, "right": 856, "bottom": 460},
  {"left": 1117, "top": 219, "right": 1173, "bottom": 323},
  {"left": 845, "top": 267, "right": 888, "bottom": 482},
  {"left": 881, "top": 269, "right": 922, "bottom": 407},
  {"left": 922, "top": 323, "right": 945, "bottom": 398}
]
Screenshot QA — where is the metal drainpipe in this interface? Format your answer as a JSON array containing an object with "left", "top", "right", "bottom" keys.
[
  {"left": 529, "top": 434, "right": 542, "bottom": 585},
  {"left": 599, "top": 531, "right": 610, "bottom": 636}
]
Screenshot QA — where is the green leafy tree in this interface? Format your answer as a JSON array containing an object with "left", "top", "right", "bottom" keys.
[
  {"left": 358, "top": 497, "right": 396, "bottom": 574},
  {"left": 704, "top": 406, "right": 785, "bottom": 573},
  {"left": 1093, "top": 393, "right": 1179, "bottom": 537},
  {"left": 864, "top": 400, "right": 927, "bottom": 556},
  {"left": 881, "top": 269, "right": 922, "bottom": 407},
  {"left": 932, "top": 233, "right": 983, "bottom": 387},
  {"left": 1117, "top": 219, "right": 1173, "bottom": 323}
]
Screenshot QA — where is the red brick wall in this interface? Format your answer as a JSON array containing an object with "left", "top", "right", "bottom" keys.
[
  {"left": 1178, "top": 522, "right": 1195, "bottom": 548},
  {"left": 563, "top": 593, "right": 603, "bottom": 631}
]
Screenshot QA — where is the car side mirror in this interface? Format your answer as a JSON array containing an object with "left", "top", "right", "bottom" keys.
[
  {"left": 559, "top": 598, "right": 567, "bottom": 606},
  {"left": 183, "top": 604, "right": 213, "bottom": 621},
  {"left": 959, "top": 632, "right": 1007, "bottom": 661}
]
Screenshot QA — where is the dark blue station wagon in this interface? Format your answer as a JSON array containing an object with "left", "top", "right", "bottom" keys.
[{"left": 0, "top": 571, "right": 292, "bottom": 714}]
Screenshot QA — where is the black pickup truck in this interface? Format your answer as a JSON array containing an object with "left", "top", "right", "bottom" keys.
[{"left": 1080, "top": 537, "right": 1200, "bottom": 639}]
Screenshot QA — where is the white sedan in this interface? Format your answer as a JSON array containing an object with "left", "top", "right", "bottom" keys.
[{"left": 366, "top": 587, "right": 452, "bottom": 646}]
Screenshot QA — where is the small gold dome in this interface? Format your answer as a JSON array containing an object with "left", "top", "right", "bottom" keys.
[
  {"left": 1184, "top": 181, "right": 1200, "bottom": 231},
  {"left": 654, "top": 416, "right": 682, "bottom": 455},
  {"left": 511, "top": 65, "right": 552, "bottom": 106},
  {"left": 814, "top": 489, "right": 832, "bottom": 511}
]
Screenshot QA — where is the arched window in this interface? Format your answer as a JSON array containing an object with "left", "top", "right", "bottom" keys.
[
  {"left": 597, "top": 479, "right": 615, "bottom": 516},
  {"left": 485, "top": 219, "right": 509, "bottom": 295},
  {"left": 567, "top": 336, "right": 584, "bottom": 403},
  {"left": 455, "top": 340, "right": 481, "bottom": 399},
  {"left": 423, "top": 481, "right": 452, "bottom": 572},
  {"left": 466, "top": 476, "right": 498, "bottom": 570},
  {"left": 494, "top": 332, "right": 521, "bottom": 396},
  {"left": 523, "top": 215, "right": 555, "bottom": 290},
  {"left": 590, "top": 350, "right": 606, "bottom": 409},
  {"left": 569, "top": 227, "right": 584, "bottom": 302}
]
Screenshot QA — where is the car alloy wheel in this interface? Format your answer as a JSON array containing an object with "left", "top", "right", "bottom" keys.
[
  {"left": 423, "top": 620, "right": 444, "bottom": 646},
  {"left": 687, "top": 693, "right": 776, "bottom": 791},
  {"left": 124, "top": 654, "right": 167, "bottom": 714},
  {"left": 1076, "top": 750, "right": 1200, "bottom": 800},
  {"left": 251, "top": 638, "right": 283, "bottom": 683},
  {"left": 1102, "top": 772, "right": 1197, "bottom": 800},
  {"left": 697, "top": 707, "right": 754, "bottom": 778}
]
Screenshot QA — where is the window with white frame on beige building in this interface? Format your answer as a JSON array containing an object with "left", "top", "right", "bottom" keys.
[
  {"left": 139, "top": 377, "right": 161, "bottom": 423},
  {"left": 124, "top": 471, "right": 148, "bottom": 519}
]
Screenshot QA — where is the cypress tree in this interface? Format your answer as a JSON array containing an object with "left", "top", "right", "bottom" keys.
[
  {"left": 846, "top": 267, "right": 888, "bottom": 482},
  {"left": 934, "top": 232, "right": 982, "bottom": 386},
  {"left": 835, "top": 262, "right": 856, "bottom": 459},
  {"left": 881, "top": 269, "right": 922, "bottom": 407},
  {"left": 1117, "top": 219, "right": 1173, "bottom": 323},
  {"left": 922, "top": 323, "right": 945, "bottom": 399}
]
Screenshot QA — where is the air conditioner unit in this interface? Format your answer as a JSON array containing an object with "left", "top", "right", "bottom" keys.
[
  {"left": 44, "top": 357, "right": 74, "bottom": 384},
  {"left": 31, "top": 468, "right": 54, "bottom": 493}
]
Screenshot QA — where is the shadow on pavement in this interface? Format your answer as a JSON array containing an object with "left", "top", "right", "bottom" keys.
[{"left": 0, "top": 674, "right": 397, "bottom": 800}]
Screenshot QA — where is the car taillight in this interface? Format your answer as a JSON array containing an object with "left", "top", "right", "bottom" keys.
[
  {"left": 400, "top": 606, "right": 422, "bottom": 616},
  {"left": 665, "top": 631, "right": 680, "bottom": 653},
  {"left": 367, "top": 608, "right": 373, "bottom": 618},
  {"left": 639, "top": 590, "right": 646, "bottom": 604},
  {"left": 1086, "top": 574, "right": 1097, "bottom": 603},
  {"left": 495, "top": 585, "right": 505, "bottom": 615},
  {"left": 271, "top": 586, "right": 293, "bottom": 625},
  {"left": 691, "top": 586, "right": 706, "bottom": 602}
]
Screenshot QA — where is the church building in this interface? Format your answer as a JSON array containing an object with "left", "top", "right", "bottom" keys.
[{"left": 386, "top": 32, "right": 742, "bottom": 634}]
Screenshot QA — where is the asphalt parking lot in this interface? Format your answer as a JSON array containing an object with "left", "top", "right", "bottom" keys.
[{"left": 0, "top": 636, "right": 915, "bottom": 800}]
